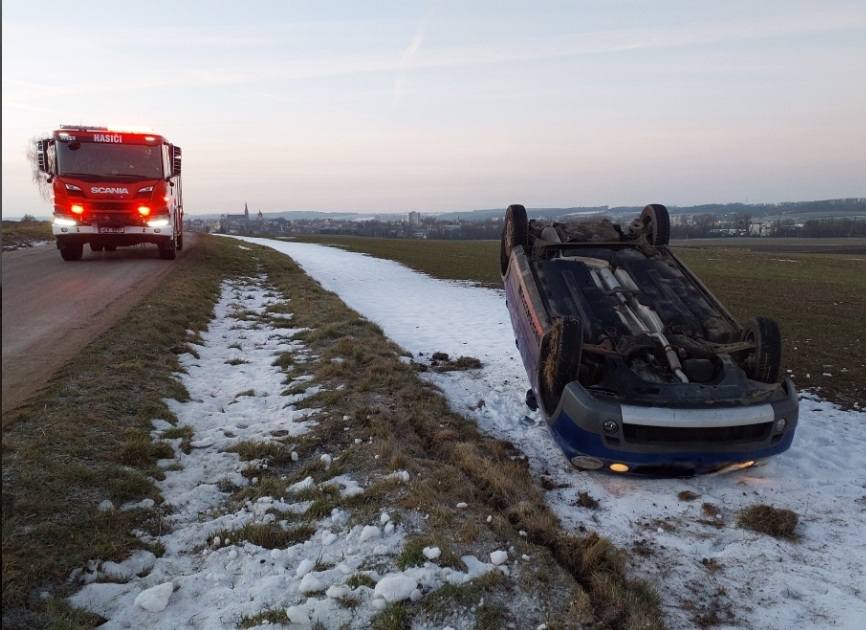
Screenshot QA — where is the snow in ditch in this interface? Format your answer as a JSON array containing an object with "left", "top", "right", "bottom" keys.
[
  {"left": 70, "top": 274, "right": 504, "bottom": 629},
  {"left": 236, "top": 236, "right": 866, "bottom": 630}
]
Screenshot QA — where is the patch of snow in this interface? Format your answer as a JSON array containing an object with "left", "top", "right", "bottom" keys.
[
  {"left": 97, "top": 500, "right": 114, "bottom": 512},
  {"left": 134, "top": 582, "right": 173, "bottom": 612},
  {"left": 120, "top": 498, "right": 155, "bottom": 511},
  {"left": 360, "top": 525, "right": 380, "bottom": 542},
  {"left": 299, "top": 573, "right": 325, "bottom": 593},
  {"left": 490, "top": 550, "right": 508, "bottom": 566},
  {"left": 423, "top": 546, "right": 441, "bottom": 560},
  {"left": 384, "top": 469, "right": 410, "bottom": 483},
  {"left": 374, "top": 574, "right": 417, "bottom": 603},
  {"left": 296, "top": 558, "right": 315, "bottom": 578}
]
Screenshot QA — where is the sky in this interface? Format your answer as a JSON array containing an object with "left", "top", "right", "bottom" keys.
[{"left": 2, "top": 1, "right": 865, "bottom": 217}]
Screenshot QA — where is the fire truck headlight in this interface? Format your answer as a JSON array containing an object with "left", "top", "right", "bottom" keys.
[
  {"left": 137, "top": 205, "right": 151, "bottom": 216},
  {"left": 54, "top": 217, "right": 77, "bottom": 227},
  {"left": 147, "top": 218, "right": 169, "bottom": 228},
  {"left": 71, "top": 204, "right": 85, "bottom": 215}
]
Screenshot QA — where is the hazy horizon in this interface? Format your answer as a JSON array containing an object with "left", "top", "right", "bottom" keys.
[{"left": 3, "top": 1, "right": 865, "bottom": 218}]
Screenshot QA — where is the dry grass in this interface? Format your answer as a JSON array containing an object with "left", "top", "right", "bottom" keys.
[
  {"left": 737, "top": 504, "right": 799, "bottom": 539},
  {"left": 212, "top": 523, "right": 316, "bottom": 550},
  {"left": 1, "top": 218, "right": 52, "bottom": 249},
  {"left": 238, "top": 608, "right": 290, "bottom": 628},
  {"left": 1, "top": 235, "right": 255, "bottom": 628},
  {"left": 576, "top": 491, "right": 600, "bottom": 509}
]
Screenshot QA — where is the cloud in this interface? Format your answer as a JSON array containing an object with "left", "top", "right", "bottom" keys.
[{"left": 391, "top": 7, "right": 432, "bottom": 109}]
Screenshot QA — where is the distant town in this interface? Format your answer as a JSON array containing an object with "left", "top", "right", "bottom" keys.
[{"left": 185, "top": 198, "right": 866, "bottom": 240}]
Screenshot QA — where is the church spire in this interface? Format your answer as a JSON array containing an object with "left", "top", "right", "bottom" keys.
[{"left": 244, "top": 202, "right": 249, "bottom": 220}]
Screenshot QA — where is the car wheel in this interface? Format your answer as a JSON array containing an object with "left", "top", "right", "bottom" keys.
[
  {"left": 59, "top": 243, "right": 83, "bottom": 261},
  {"left": 500, "top": 204, "right": 529, "bottom": 275},
  {"left": 742, "top": 316, "right": 782, "bottom": 383},
  {"left": 539, "top": 316, "right": 582, "bottom": 414},
  {"left": 639, "top": 204, "right": 671, "bottom": 246},
  {"left": 159, "top": 237, "right": 177, "bottom": 260},
  {"left": 91, "top": 243, "right": 104, "bottom": 252}
]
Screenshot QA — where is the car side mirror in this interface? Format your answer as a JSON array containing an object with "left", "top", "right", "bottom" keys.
[
  {"left": 36, "top": 139, "right": 52, "bottom": 174},
  {"left": 171, "top": 146, "right": 182, "bottom": 176}
]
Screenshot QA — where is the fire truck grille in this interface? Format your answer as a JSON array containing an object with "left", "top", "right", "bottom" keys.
[{"left": 90, "top": 201, "right": 132, "bottom": 212}]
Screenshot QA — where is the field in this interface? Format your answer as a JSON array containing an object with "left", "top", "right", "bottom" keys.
[
  {"left": 671, "top": 237, "right": 866, "bottom": 254},
  {"left": 290, "top": 234, "right": 866, "bottom": 407},
  {"left": 1, "top": 219, "right": 52, "bottom": 249}
]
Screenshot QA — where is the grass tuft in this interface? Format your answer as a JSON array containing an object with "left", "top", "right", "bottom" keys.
[
  {"left": 346, "top": 573, "right": 376, "bottom": 589},
  {"left": 737, "top": 504, "right": 799, "bottom": 539},
  {"left": 213, "top": 523, "right": 316, "bottom": 550},
  {"left": 371, "top": 602, "right": 410, "bottom": 630}
]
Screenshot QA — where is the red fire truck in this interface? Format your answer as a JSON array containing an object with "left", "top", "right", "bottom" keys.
[{"left": 35, "top": 126, "right": 183, "bottom": 261}]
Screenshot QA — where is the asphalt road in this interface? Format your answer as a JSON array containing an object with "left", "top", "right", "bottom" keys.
[{"left": 1, "top": 235, "right": 198, "bottom": 414}]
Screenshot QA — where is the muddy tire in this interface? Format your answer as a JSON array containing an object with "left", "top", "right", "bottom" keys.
[
  {"left": 500, "top": 204, "right": 529, "bottom": 275},
  {"left": 159, "top": 237, "right": 177, "bottom": 260},
  {"left": 742, "top": 316, "right": 782, "bottom": 383},
  {"left": 59, "top": 243, "right": 83, "bottom": 261},
  {"left": 639, "top": 203, "right": 670, "bottom": 246},
  {"left": 539, "top": 317, "right": 582, "bottom": 414}
]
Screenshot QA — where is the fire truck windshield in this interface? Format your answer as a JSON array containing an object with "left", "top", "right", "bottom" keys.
[{"left": 56, "top": 141, "right": 163, "bottom": 181}]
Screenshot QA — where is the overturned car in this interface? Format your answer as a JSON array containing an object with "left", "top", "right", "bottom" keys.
[{"left": 501, "top": 203, "right": 798, "bottom": 475}]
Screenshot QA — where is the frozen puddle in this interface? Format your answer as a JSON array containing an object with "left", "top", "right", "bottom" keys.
[
  {"left": 70, "top": 274, "right": 503, "bottom": 628},
  {"left": 237, "top": 237, "right": 866, "bottom": 630}
]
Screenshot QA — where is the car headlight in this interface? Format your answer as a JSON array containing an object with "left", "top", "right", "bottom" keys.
[
  {"left": 54, "top": 217, "right": 77, "bottom": 227},
  {"left": 147, "top": 218, "right": 170, "bottom": 228}
]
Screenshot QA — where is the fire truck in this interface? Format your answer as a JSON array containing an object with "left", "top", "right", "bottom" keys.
[{"left": 35, "top": 126, "right": 183, "bottom": 261}]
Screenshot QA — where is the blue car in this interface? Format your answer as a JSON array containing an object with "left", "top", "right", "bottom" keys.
[{"left": 501, "top": 203, "right": 799, "bottom": 476}]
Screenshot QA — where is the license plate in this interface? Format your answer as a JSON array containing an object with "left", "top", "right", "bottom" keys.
[{"left": 98, "top": 226, "right": 125, "bottom": 234}]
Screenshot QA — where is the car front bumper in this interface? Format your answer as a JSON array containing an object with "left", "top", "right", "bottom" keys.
[
  {"left": 548, "top": 377, "right": 799, "bottom": 475},
  {"left": 53, "top": 221, "right": 174, "bottom": 247}
]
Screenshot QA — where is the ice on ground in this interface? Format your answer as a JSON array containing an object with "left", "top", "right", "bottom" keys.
[
  {"left": 423, "top": 546, "right": 441, "bottom": 560},
  {"left": 134, "top": 582, "right": 173, "bottom": 612},
  {"left": 374, "top": 574, "right": 417, "bottom": 603},
  {"left": 237, "top": 237, "right": 866, "bottom": 630},
  {"left": 490, "top": 550, "right": 508, "bottom": 566}
]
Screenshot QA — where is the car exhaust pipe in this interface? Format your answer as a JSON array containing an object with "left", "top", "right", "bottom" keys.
[{"left": 591, "top": 265, "right": 689, "bottom": 383}]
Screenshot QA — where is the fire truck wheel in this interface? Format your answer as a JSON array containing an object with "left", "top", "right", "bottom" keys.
[
  {"left": 159, "top": 237, "right": 177, "bottom": 260},
  {"left": 104, "top": 245, "right": 117, "bottom": 252},
  {"left": 91, "top": 243, "right": 104, "bottom": 252},
  {"left": 59, "top": 243, "right": 83, "bottom": 261}
]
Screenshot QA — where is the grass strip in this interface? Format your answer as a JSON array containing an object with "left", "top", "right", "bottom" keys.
[{"left": 1, "top": 235, "right": 254, "bottom": 628}]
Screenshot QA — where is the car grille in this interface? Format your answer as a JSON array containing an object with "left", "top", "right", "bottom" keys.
[{"left": 623, "top": 422, "right": 772, "bottom": 445}]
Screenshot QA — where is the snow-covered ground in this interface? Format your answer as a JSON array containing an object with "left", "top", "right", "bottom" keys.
[
  {"left": 237, "top": 237, "right": 866, "bottom": 630},
  {"left": 70, "top": 274, "right": 507, "bottom": 629}
]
